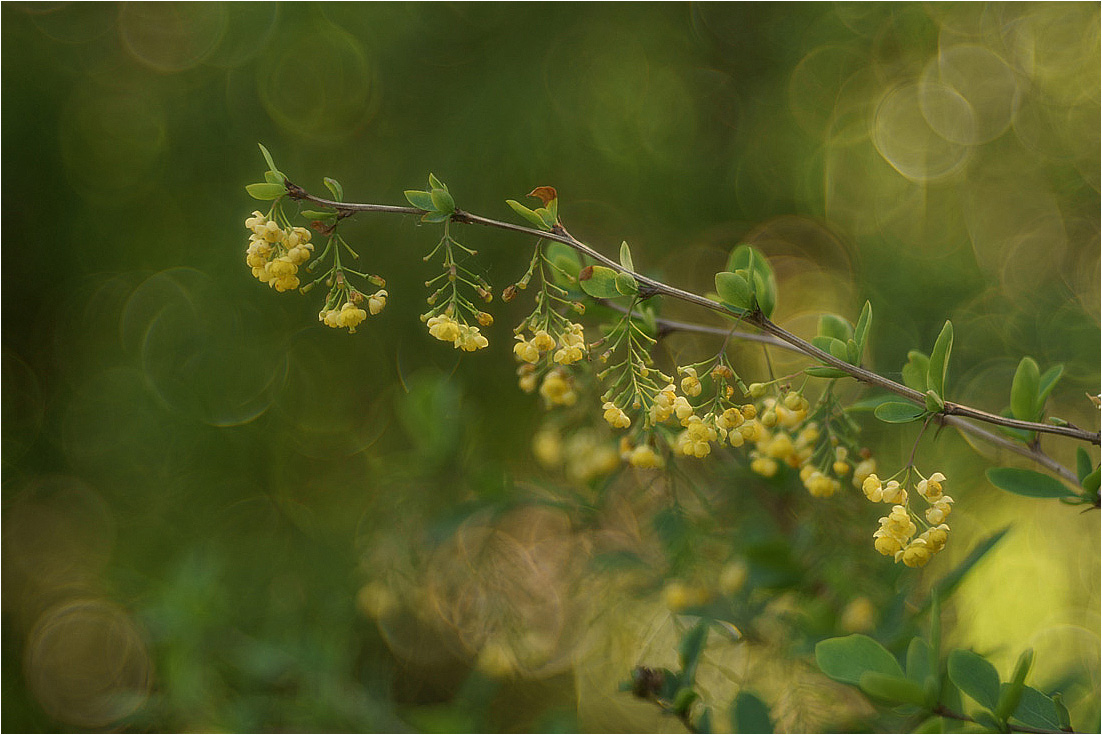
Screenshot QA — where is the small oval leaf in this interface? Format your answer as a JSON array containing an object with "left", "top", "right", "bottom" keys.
[
  {"left": 858, "top": 672, "right": 928, "bottom": 706},
  {"left": 874, "top": 402, "right": 927, "bottom": 424},
  {"left": 405, "top": 190, "right": 435, "bottom": 210},
  {"left": 1011, "top": 357, "right": 1041, "bottom": 421},
  {"left": 429, "top": 187, "right": 455, "bottom": 213},
  {"left": 716, "top": 272, "right": 752, "bottom": 309},
  {"left": 927, "top": 321, "right": 954, "bottom": 398},
  {"left": 246, "top": 182, "right": 286, "bottom": 200},
  {"left": 947, "top": 649, "right": 1001, "bottom": 710},
  {"left": 985, "top": 467, "right": 1078, "bottom": 499},
  {"left": 579, "top": 265, "right": 623, "bottom": 299},
  {"left": 614, "top": 271, "right": 639, "bottom": 296},
  {"left": 815, "top": 634, "right": 904, "bottom": 685}
]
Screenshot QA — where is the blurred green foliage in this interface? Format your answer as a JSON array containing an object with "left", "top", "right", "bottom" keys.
[{"left": 2, "top": 3, "right": 1098, "bottom": 732}]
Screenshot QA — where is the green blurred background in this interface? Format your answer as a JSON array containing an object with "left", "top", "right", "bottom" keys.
[{"left": 2, "top": 2, "right": 1098, "bottom": 732}]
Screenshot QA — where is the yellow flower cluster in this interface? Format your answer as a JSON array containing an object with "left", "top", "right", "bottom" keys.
[
  {"left": 318, "top": 290, "right": 387, "bottom": 333},
  {"left": 619, "top": 438, "right": 664, "bottom": 469},
  {"left": 532, "top": 426, "right": 619, "bottom": 483},
  {"left": 866, "top": 471, "right": 952, "bottom": 567},
  {"left": 244, "top": 211, "right": 314, "bottom": 292},
  {"left": 426, "top": 314, "right": 489, "bottom": 351},
  {"left": 539, "top": 368, "right": 578, "bottom": 408},
  {"left": 320, "top": 301, "right": 367, "bottom": 332},
  {"left": 602, "top": 401, "right": 631, "bottom": 429}
]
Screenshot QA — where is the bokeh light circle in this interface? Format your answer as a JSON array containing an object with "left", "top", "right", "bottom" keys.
[
  {"left": 118, "top": 2, "right": 228, "bottom": 73},
  {"left": 873, "top": 82, "right": 971, "bottom": 182},
  {"left": 25, "top": 599, "right": 151, "bottom": 728},
  {"left": 259, "top": 25, "right": 378, "bottom": 141}
]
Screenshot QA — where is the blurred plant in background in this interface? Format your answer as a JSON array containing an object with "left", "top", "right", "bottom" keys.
[{"left": 3, "top": 3, "right": 1098, "bottom": 733}]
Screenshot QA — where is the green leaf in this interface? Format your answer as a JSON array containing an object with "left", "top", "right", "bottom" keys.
[
  {"left": 729, "top": 691, "right": 773, "bottom": 734},
  {"left": 986, "top": 468, "right": 1078, "bottom": 499},
  {"left": 619, "top": 241, "right": 635, "bottom": 272},
  {"left": 929, "top": 590, "right": 941, "bottom": 685},
  {"left": 246, "top": 182, "right": 286, "bottom": 200},
  {"left": 874, "top": 402, "right": 927, "bottom": 424},
  {"left": 846, "top": 339, "right": 860, "bottom": 364},
  {"left": 902, "top": 351, "right": 930, "bottom": 392},
  {"left": 815, "top": 634, "right": 904, "bottom": 686},
  {"left": 323, "top": 177, "right": 344, "bottom": 202},
  {"left": 430, "top": 187, "right": 455, "bottom": 213},
  {"left": 751, "top": 267, "right": 777, "bottom": 318},
  {"left": 805, "top": 366, "right": 851, "bottom": 379},
  {"left": 1037, "top": 364, "right": 1064, "bottom": 407},
  {"left": 263, "top": 169, "right": 285, "bottom": 185},
  {"left": 1076, "top": 447, "right": 1092, "bottom": 485},
  {"left": 818, "top": 314, "right": 853, "bottom": 342},
  {"left": 578, "top": 265, "right": 622, "bottom": 299},
  {"left": 1010, "top": 357, "right": 1040, "bottom": 421},
  {"left": 1084, "top": 467, "right": 1100, "bottom": 495},
  {"left": 679, "top": 621, "right": 708, "bottom": 685},
  {"left": 1009, "top": 686, "right": 1061, "bottom": 730},
  {"left": 715, "top": 272, "right": 752, "bottom": 310},
  {"left": 974, "top": 711, "right": 1002, "bottom": 731},
  {"left": 859, "top": 672, "right": 929, "bottom": 706},
  {"left": 854, "top": 300, "right": 873, "bottom": 354},
  {"left": 405, "top": 190, "right": 435, "bottom": 210},
  {"left": 947, "top": 649, "right": 1001, "bottom": 710},
  {"left": 614, "top": 271, "right": 639, "bottom": 296},
  {"left": 995, "top": 649, "right": 1033, "bottom": 721},
  {"left": 420, "top": 211, "right": 450, "bottom": 224},
  {"left": 427, "top": 173, "right": 447, "bottom": 191},
  {"left": 906, "top": 637, "right": 933, "bottom": 685},
  {"left": 927, "top": 321, "right": 954, "bottom": 398},
  {"left": 927, "top": 527, "right": 1009, "bottom": 606},
  {"left": 828, "top": 338, "right": 850, "bottom": 362},
  {"left": 506, "top": 199, "right": 550, "bottom": 230},
  {"left": 536, "top": 207, "right": 556, "bottom": 228},
  {"left": 925, "top": 390, "right": 945, "bottom": 413},
  {"left": 547, "top": 197, "right": 558, "bottom": 222},
  {"left": 300, "top": 209, "right": 337, "bottom": 220},
  {"left": 725, "top": 243, "right": 755, "bottom": 273},
  {"left": 258, "top": 142, "right": 277, "bottom": 170}
]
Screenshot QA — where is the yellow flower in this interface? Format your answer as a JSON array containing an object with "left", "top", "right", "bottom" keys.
[
  {"left": 532, "top": 330, "right": 556, "bottom": 352},
  {"left": 921, "top": 524, "right": 950, "bottom": 553},
  {"left": 925, "top": 496, "right": 954, "bottom": 524},
  {"left": 553, "top": 343, "right": 584, "bottom": 365},
  {"left": 455, "top": 325, "right": 489, "bottom": 351},
  {"left": 320, "top": 308, "right": 341, "bottom": 328},
  {"left": 368, "top": 289, "right": 387, "bottom": 315},
  {"left": 539, "top": 370, "right": 577, "bottom": 407},
  {"left": 628, "top": 444, "right": 663, "bottom": 469},
  {"left": 338, "top": 302, "right": 367, "bottom": 332},
  {"left": 427, "top": 315, "right": 461, "bottom": 343},
  {"left": 881, "top": 480, "right": 906, "bottom": 505},
  {"left": 917, "top": 472, "right": 946, "bottom": 501},
  {"left": 245, "top": 210, "right": 267, "bottom": 232},
  {"left": 602, "top": 401, "right": 631, "bottom": 430},
  {"left": 862, "top": 474, "right": 884, "bottom": 502},
  {"left": 517, "top": 364, "right": 538, "bottom": 393},
  {"left": 533, "top": 429, "right": 562, "bottom": 467},
  {"left": 873, "top": 532, "right": 903, "bottom": 556},
  {"left": 853, "top": 458, "right": 877, "bottom": 488},
  {"left": 513, "top": 336, "right": 540, "bottom": 363},
  {"left": 750, "top": 456, "right": 778, "bottom": 477},
  {"left": 673, "top": 395, "right": 694, "bottom": 424},
  {"left": 899, "top": 539, "right": 932, "bottom": 568},
  {"left": 680, "top": 367, "right": 702, "bottom": 397}
]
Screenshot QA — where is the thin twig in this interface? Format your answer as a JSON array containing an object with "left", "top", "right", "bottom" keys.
[
  {"left": 284, "top": 180, "right": 1100, "bottom": 460},
  {"left": 931, "top": 704, "right": 1073, "bottom": 734}
]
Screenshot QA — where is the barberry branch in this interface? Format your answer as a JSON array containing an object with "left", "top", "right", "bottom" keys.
[{"left": 284, "top": 180, "right": 1100, "bottom": 464}]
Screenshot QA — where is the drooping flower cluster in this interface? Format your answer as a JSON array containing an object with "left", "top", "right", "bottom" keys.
[
  {"left": 244, "top": 210, "right": 314, "bottom": 292},
  {"left": 865, "top": 470, "right": 952, "bottom": 567},
  {"left": 424, "top": 312, "right": 490, "bottom": 351}
]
